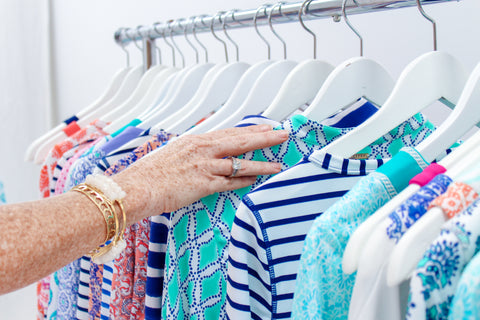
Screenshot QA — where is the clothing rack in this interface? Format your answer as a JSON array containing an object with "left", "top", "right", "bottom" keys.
[{"left": 114, "top": 0, "right": 457, "bottom": 69}]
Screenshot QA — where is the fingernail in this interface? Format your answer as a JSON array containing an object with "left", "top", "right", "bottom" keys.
[
  {"left": 258, "top": 124, "right": 273, "bottom": 131},
  {"left": 274, "top": 130, "right": 289, "bottom": 139},
  {"left": 273, "top": 162, "right": 282, "bottom": 170}
]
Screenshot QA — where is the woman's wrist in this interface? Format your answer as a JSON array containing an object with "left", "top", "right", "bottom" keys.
[{"left": 111, "top": 167, "right": 158, "bottom": 226}]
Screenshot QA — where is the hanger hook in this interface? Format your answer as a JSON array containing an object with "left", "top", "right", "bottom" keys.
[
  {"left": 342, "top": 0, "right": 364, "bottom": 56},
  {"left": 223, "top": 10, "right": 240, "bottom": 62},
  {"left": 269, "top": 2, "right": 287, "bottom": 59},
  {"left": 179, "top": 18, "right": 199, "bottom": 64},
  {"left": 299, "top": 0, "right": 316, "bottom": 59},
  {"left": 118, "top": 28, "right": 131, "bottom": 67},
  {"left": 152, "top": 35, "right": 162, "bottom": 65},
  {"left": 125, "top": 27, "right": 143, "bottom": 53},
  {"left": 254, "top": 4, "right": 272, "bottom": 60},
  {"left": 169, "top": 20, "right": 185, "bottom": 67},
  {"left": 193, "top": 15, "right": 209, "bottom": 63},
  {"left": 153, "top": 22, "right": 175, "bottom": 66},
  {"left": 210, "top": 12, "right": 229, "bottom": 62},
  {"left": 134, "top": 26, "right": 145, "bottom": 52},
  {"left": 416, "top": 0, "right": 437, "bottom": 51}
]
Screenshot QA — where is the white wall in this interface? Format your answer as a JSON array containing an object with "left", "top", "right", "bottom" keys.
[
  {"left": 0, "top": 1, "right": 50, "bottom": 319},
  {"left": 2, "top": 0, "right": 480, "bottom": 319}
]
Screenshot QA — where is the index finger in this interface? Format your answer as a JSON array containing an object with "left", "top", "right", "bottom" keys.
[{"left": 213, "top": 129, "right": 289, "bottom": 158}]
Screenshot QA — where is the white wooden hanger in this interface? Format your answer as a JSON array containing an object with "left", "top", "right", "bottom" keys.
[
  {"left": 302, "top": 0, "right": 394, "bottom": 122},
  {"left": 163, "top": 61, "right": 249, "bottom": 133},
  {"left": 386, "top": 64, "right": 480, "bottom": 285},
  {"left": 100, "top": 64, "right": 167, "bottom": 129},
  {"left": 164, "top": 12, "right": 252, "bottom": 134},
  {"left": 185, "top": 4, "right": 303, "bottom": 136},
  {"left": 341, "top": 1, "right": 469, "bottom": 274},
  {"left": 320, "top": 54, "right": 467, "bottom": 160},
  {"left": 184, "top": 60, "right": 276, "bottom": 135},
  {"left": 102, "top": 22, "right": 195, "bottom": 134},
  {"left": 134, "top": 22, "right": 189, "bottom": 122},
  {"left": 137, "top": 65, "right": 216, "bottom": 130},
  {"left": 103, "top": 67, "right": 179, "bottom": 134},
  {"left": 24, "top": 67, "right": 131, "bottom": 162},
  {"left": 262, "top": 1, "right": 335, "bottom": 121},
  {"left": 33, "top": 65, "right": 144, "bottom": 164},
  {"left": 209, "top": 60, "right": 298, "bottom": 131},
  {"left": 136, "top": 17, "right": 223, "bottom": 131},
  {"left": 321, "top": 13, "right": 467, "bottom": 159},
  {"left": 208, "top": 4, "right": 304, "bottom": 131}
]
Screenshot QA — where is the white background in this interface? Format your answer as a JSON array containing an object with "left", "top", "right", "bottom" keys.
[{"left": 1, "top": 0, "right": 480, "bottom": 318}]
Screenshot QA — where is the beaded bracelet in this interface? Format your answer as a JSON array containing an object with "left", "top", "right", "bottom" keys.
[{"left": 71, "top": 174, "right": 127, "bottom": 264}]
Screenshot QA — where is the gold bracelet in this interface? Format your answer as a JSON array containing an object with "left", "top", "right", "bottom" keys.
[
  {"left": 71, "top": 174, "right": 128, "bottom": 264},
  {"left": 72, "top": 184, "right": 116, "bottom": 243}
]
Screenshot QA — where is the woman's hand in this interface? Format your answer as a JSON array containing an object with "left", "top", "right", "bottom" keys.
[{"left": 113, "top": 125, "right": 288, "bottom": 224}]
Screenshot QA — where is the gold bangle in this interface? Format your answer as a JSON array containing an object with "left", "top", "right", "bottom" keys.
[
  {"left": 71, "top": 174, "right": 128, "bottom": 264},
  {"left": 71, "top": 184, "right": 116, "bottom": 243}
]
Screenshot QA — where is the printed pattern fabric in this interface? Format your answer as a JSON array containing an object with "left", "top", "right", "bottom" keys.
[
  {"left": 407, "top": 197, "right": 480, "bottom": 320},
  {"left": 290, "top": 174, "right": 399, "bottom": 320},
  {"left": 105, "top": 130, "right": 176, "bottom": 320},
  {"left": 428, "top": 182, "right": 479, "bottom": 219},
  {"left": 37, "top": 120, "right": 107, "bottom": 320},
  {"left": 449, "top": 250, "right": 480, "bottom": 319},
  {"left": 39, "top": 119, "right": 107, "bottom": 198},
  {"left": 37, "top": 276, "right": 51, "bottom": 320},
  {"left": 53, "top": 141, "right": 97, "bottom": 195},
  {"left": 386, "top": 174, "right": 454, "bottom": 244},
  {"left": 163, "top": 113, "right": 433, "bottom": 319}
]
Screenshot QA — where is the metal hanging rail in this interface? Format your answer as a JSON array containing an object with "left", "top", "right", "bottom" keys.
[{"left": 114, "top": 0, "right": 457, "bottom": 46}]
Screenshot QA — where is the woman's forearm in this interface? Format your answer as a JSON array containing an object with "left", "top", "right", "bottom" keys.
[{"left": 0, "top": 192, "right": 107, "bottom": 294}]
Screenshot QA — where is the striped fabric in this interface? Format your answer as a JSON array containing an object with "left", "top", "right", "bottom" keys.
[
  {"left": 226, "top": 115, "right": 437, "bottom": 319},
  {"left": 226, "top": 154, "right": 386, "bottom": 319}
]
